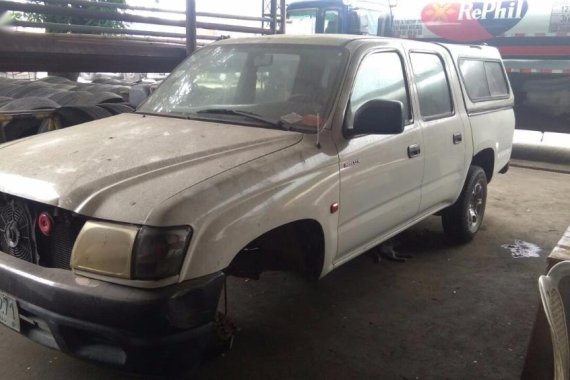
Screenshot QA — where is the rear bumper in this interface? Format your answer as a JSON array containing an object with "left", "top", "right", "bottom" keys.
[{"left": 0, "top": 251, "right": 224, "bottom": 372}]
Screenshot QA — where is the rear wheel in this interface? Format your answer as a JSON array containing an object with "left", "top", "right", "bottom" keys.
[{"left": 442, "top": 166, "right": 487, "bottom": 243}]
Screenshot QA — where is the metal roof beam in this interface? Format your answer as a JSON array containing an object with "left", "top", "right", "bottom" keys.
[{"left": 0, "top": 32, "right": 187, "bottom": 72}]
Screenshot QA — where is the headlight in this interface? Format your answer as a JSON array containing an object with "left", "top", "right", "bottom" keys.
[
  {"left": 71, "top": 222, "right": 192, "bottom": 280},
  {"left": 132, "top": 226, "right": 192, "bottom": 280}
]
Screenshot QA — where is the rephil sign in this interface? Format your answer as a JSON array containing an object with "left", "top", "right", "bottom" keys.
[
  {"left": 420, "top": 1, "right": 529, "bottom": 41},
  {"left": 457, "top": 1, "right": 526, "bottom": 20}
]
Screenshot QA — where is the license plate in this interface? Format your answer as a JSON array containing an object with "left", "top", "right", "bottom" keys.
[{"left": 0, "top": 291, "right": 20, "bottom": 332}]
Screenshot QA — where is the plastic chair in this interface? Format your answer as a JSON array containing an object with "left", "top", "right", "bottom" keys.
[{"left": 539, "top": 261, "right": 570, "bottom": 380}]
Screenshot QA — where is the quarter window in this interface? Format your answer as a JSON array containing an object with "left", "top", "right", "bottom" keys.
[
  {"left": 349, "top": 52, "right": 411, "bottom": 122},
  {"left": 410, "top": 52, "right": 453, "bottom": 120},
  {"left": 460, "top": 59, "right": 509, "bottom": 101}
]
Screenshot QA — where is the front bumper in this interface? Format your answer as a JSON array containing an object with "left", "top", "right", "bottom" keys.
[{"left": 0, "top": 251, "right": 225, "bottom": 372}]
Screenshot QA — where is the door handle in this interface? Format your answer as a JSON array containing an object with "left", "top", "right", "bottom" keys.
[
  {"left": 408, "top": 144, "right": 421, "bottom": 158},
  {"left": 453, "top": 133, "right": 463, "bottom": 144}
]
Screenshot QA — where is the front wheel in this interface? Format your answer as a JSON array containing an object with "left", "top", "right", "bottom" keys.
[{"left": 441, "top": 166, "right": 488, "bottom": 243}]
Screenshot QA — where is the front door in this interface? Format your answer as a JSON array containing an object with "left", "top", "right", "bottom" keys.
[{"left": 336, "top": 50, "right": 424, "bottom": 261}]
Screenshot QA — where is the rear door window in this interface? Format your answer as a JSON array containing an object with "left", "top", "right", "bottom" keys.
[{"left": 410, "top": 52, "right": 454, "bottom": 120}]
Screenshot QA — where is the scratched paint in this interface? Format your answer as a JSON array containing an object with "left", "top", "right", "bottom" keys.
[{"left": 501, "top": 240, "right": 542, "bottom": 258}]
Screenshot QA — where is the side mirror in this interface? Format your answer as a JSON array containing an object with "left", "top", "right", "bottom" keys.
[{"left": 348, "top": 99, "right": 404, "bottom": 137}]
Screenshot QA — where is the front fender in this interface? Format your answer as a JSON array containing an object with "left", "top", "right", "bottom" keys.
[{"left": 146, "top": 136, "right": 341, "bottom": 281}]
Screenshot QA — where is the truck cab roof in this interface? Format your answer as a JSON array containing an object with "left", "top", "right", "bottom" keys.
[
  {"left": 288, "top": 0, "right": 392, "bottom": 10},
  {"left": 213, "top": 34, "right": 502, "bottom": 60},
  {"left": 213, "top": 33, "right": 370, "bottom": 47}
]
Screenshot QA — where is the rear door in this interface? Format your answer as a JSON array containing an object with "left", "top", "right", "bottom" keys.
[{"left": 406, "top": 48, "right": 468, "bottom": 212}]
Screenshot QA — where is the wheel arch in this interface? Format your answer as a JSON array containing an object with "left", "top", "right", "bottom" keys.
[
  {"left": 471, "top": 147, "right": 495, "bottom": 183},
  {"left": 227, "top": 218, "right": 326, "bottom": 280}
]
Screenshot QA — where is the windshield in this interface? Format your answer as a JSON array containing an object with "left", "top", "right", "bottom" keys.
[
  {"left": 139, "top": 44, "right": 347, "bottom": 132},
  {"left": 286, "top": 8, "right": 318, "bottom": 35}
]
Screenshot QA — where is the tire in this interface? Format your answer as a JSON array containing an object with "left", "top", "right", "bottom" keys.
[
  {"left": 89, "top": 91, "right": 124, "bottom": 104},
  {"left": 25, "top": 86, "right": 66, "bottom": 98},
  {"left": 0, "top": 96, "right": 13, "bottom": 107},
  {"left": 8, "top": 83, "right": 50, "bottom": 99},
  {"left": 1, "top": 119, "right": 41, "bottom": 142},
  {"left": 47, "top": 91, "right": 72, "bottom": 104},
  {"left": 0, "top": 84, "right": 20, "bottom": 96},
  {"left": 0, "top": 97, "right": 60, "bottom": 142},
  {"left": 55, "top": 106, "right": 113, "bottom": 128},
  {"left": 441, "top": 166, "right": 488, "bottom": 243},
  {"left": 54, "top": 91, "right": 95, "bottom": 106},
  {"left": 98, "top": 103, "right": 134, "bottom": 115},
  {"left": 82, "top": 84, "right": 115, "bottom": 93},
  {"left": 0, "top": 97, "right": 60, "bottom": 111},
  {"left": 39, "top": 76, "right": 74, "bottom": 85}
]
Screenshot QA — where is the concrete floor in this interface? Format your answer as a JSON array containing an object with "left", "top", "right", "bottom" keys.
[{"left": 1, "top": 166, "right": 569, "bottom": 380}]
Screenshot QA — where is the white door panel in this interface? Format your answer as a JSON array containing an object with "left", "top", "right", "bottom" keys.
[
  {"left": 419, "top": 116, "right": 466, "bottom": 209},
  {"left": 335, "top": 50, "right": 424, "bottom": 260},
  {"left": 337, "top": 51, "right": 423, "bottom": 261},
  {"left": 407, "top": 51, "right": 467, "bottom": 212},
  {"left": 337, "top": 127, "right": 423, "bottom": 255}
]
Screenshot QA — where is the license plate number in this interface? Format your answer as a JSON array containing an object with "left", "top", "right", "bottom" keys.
[{"left": 0, "top": 291, "right": 20, "bottom": 332}]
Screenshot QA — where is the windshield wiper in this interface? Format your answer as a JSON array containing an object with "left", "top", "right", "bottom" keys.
[{"left": 195, "top": 109, "right": 288, "bottom": 130}]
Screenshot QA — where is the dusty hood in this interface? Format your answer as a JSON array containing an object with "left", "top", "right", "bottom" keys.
[{"left": 0, "top": 113, "right": 302, "bottom": 223}]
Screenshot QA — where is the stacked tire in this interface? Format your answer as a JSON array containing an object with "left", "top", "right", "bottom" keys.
[{"left": 0, "top": 76, "right": 140, "bottom": 143}]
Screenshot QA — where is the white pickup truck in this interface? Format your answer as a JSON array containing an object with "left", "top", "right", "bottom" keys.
[{"left": 0, "top": 35, "right": 514, "bottom": 371}]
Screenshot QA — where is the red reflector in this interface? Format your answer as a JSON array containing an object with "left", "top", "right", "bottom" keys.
[{"left": 38, "top": 213, "right": 54, "bottom": 236}]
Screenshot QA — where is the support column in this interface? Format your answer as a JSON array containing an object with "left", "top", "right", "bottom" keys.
[
  {"left": 279, "top": 0, "right": 286, "bottom": 33},
  {"left": 186, "top": 0, "right": 197, "bottom": 55},
  {"left": 270, "top": 0, "right": 277, "bottom": 34}
]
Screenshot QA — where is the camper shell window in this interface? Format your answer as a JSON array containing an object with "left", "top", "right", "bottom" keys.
[{"left": 459, "top": 59, "right": 510, "bottom": 102}]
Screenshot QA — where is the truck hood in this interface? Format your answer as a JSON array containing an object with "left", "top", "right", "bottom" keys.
[{"left": 0, "top": 113, "right": 302, "bottom": 224}]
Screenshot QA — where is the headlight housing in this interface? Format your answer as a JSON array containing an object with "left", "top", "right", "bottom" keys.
[
  {"left": 71, "top": 221, "right": 192, "bottom": 281},
  {"left": 132, "top": 226, "right": 192, "bottom": 280}
]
